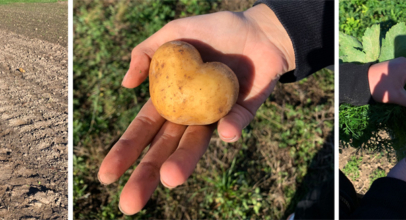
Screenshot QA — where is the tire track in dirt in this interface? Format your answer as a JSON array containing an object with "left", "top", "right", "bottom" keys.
[{"left": 0, "top": 29, "right": 67, "bottom": 219}]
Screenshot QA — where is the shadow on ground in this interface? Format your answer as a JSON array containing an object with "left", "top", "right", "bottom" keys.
[{"left": 284, "top": 131, "right": 334, "bottom": 219}]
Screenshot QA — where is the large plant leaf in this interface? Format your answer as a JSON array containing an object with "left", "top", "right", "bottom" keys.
[
  {"left": 339, "top": 32, "right": 366, "bottom": 62},
  {"left": 340, "top": 32, "right": 362, "bottom": 49},
  {"left": 362, "top": 24, "right": 380, "bottom": 62},
  {"left": 379, "top": 22, "right": 406, "bottom": 62}
]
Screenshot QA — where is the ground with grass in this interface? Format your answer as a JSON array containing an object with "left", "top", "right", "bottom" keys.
[
  {"left": 339, "top": 0, "right": 404, "bottom": 196},
  {"left": 0, "top": 2, "right": 67, "bottom": 219},
  {"left": 73, "top": 0, "right": 334, "bottom": 219},
  {"left": 340, "top": 146, "right": 396, "bottom": 195}
]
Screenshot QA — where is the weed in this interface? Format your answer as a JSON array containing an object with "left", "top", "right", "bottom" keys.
[
  {"left": 369, "top": 168, "right": 386, "bottom": 186},
  {"left": 340, "top": 0, "right": 406, "bottom": 40},
  {"left": 342, "top": 155, "right": 363, "bottom": 182}
]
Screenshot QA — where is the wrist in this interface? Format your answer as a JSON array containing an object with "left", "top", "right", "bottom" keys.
[{"left": 243, "top": 4, "right": 296, "bottom": 74}]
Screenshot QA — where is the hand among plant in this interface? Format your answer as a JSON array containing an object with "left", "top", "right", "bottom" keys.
[
  {"left": 368, "top": 57, "right": 406, "bottom": 106},
  {"left": 98, "top": 4, "right": 296, "bottom": 215}
]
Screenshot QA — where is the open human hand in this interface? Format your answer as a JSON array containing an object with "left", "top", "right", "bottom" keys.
[
  {"left": 368, "top": 57, "right": 406, "bottom": 106},
  {"left": 98, "top": 4, "right": 295, "bottom": 215}
]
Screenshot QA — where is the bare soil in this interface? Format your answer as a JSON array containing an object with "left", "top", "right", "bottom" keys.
[
  {"left": 0, "top": 3, "right": 67, "bottom": 219},
  {"left": 339, "top": 145, "right": 396, "bottom": 195},
  {"left": 0, "top": 2, "right": 67, "bottom": 48}
]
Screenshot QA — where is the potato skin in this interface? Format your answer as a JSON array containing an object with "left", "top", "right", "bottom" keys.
[{"left": 149, "top": 41, "right": 239, "bottom": 125}]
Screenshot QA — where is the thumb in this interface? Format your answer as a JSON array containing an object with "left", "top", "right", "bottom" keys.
[
  {"left": 218, "top": 75, "right": 279, "bottom": 142},
  {"left": 217, "top": 104, "right": 255, "bottom": 142},
  {"left": 121, "top": 47, "right": 153, "bottom": 88},
  {"left": 122, "top": 22, "right": 179, "bottom": 88}
]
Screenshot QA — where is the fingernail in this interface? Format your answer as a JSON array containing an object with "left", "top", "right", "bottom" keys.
[
  {"left": 97, "top": 173, "right": 106, "bottom": 185},
  {"left": 97, "top": 172, "right": 116, "bottom": 185},
  {"left": 220, "top": 135, "right": 238, "bottom": 142},
  {"left": 118, "top": 204, "right": 131, "bottom": 216},
  {"left": 161, "top": 179, "right": 176, "bottom": 189},
  {"left": 121, "top": 70, "right": 130, "bottom": 84}
]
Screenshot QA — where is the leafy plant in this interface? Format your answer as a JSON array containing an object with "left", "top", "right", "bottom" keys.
[
  {"left": 201, "top": 157, "right": 263, "bottom": 218},
  {"left": 340, "top": 23, "right": 406, "bottom": 63},
  {"left": 339, "top": 22, "right": 406, "bottom": 160},
  {"left": 369, "top": 168, "right": 386, "bottom": 186},
  {"left": 178, "top": 0, "right": 218, "bottom": 17},
  {"left": 73, "top": 155, "right": 88, "bottom": 214},
  {"left": 339, "top": 0, "right": 406, "bottom": 40},
  {"left": 342, "top": 155, "right": 363, "bottom": 181}
]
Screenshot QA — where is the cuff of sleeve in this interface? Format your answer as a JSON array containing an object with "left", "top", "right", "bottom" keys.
[
  {"left": 254, "top": 0, "right": 334, "bottom": 83},
  {"left": 339, "top": 62, "right": 376, "bottom": 106}
]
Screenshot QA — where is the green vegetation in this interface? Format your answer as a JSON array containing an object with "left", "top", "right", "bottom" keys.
[
  {"left": 339, "top": 0, "right": 406, "bottom": 160},
  {"left": 369, "top": 168, "right": 386, "bottom": 186},
  {"left": 0, "top": 0, "right": 65, "bottom": 4},
  {"left": 339, "top": 0, "right": 406, "bottom": 41},
  {"left": 74, "top": 0, "right": 333, "bottom": 219},
  {"left": 340, "top": 23, "right": 406, "bottom": 63},
  {"left": 342, "top": 156, "right": 363, "bottom": 182}
]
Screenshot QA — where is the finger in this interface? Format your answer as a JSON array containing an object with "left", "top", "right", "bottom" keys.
[
  {"left": 217, "top": 73, "right": 279, "bottom": 142},
  {"left": 160, "top": 124, "right": 215, "bottom": 188},
  {"left": 121, "top": 48, "right": 152, "bottom": 89},
  {"left": 122, "top": 22, "right": 180, "bottom": 88},
  {"left": 119, "top": 121, "right": 186, "bottom": 215},
  {"left": 98, "top": 99, "right": 165, "bottom": 185},
  {"left": 217, "top": 104, "right": 255, "bottom": 142}
]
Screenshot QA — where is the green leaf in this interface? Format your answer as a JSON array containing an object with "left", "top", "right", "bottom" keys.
[
  {"left": 340, "top": 32, "right": 362, "bottom": 49},
  {"left": 339, "top": 25, "right": 380, "bottom": 63},
  {"left": 379, "top": 22, "right": 406, "bottom": 62},
  {"left": 339, "top": 32, "right": 367, "bottom": 62},
  {"left": 362, "top": 24, "right": 380, "bottom": 62},
  {"left": 340, "top": 47, "right": 367, "bottom": 63}
]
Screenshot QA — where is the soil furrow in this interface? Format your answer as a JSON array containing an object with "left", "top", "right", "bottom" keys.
[{"left": 0, "top": 25, "right": 67, "bottom": 219}]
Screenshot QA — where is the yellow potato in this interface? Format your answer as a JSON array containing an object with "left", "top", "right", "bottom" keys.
[{"left": 149, "top": 41, "right": 239, "bottom": 125}]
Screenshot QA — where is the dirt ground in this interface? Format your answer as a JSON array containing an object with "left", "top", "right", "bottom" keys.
[
  {"left": 0, "top": 2, "right": 67, "bottom": 48},
  {"left": 339, "top": 144, "right": 396, "bottom": 195},
  {"left": 0, "top": 2, "right": 67, "bottom": 220}
]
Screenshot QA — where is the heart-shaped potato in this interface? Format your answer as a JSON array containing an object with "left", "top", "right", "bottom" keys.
[{"left": 149, "top": 41, "right": 239, "bottom": 125}]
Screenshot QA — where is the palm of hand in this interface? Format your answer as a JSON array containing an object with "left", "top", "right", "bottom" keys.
[{"left": 98, "top": 9, "right": 292, "bottom": 215}]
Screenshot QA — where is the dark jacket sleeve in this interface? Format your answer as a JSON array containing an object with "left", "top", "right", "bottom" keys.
[
  {"left": 339, "top": 170, "right": 359, "bottom": 219},
  {"left": 349, "top": 177, "right": 406, "bottom": 219},
  {"left": 254, "top": 0, "right": 334, "bottom": 83},
  {"left": 339, "top": 62, "right": 376, "bottom": 106},
  {"left": 340, "top": 169, "right": 406, "bottom": 219}
]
